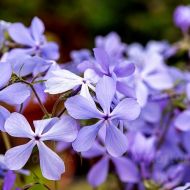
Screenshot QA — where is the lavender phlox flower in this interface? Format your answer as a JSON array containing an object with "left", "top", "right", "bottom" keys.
[
  {"left": 45, "top": 68, "right": 97, "bottom": 103},
  {"left": 8, "top": 17, "right": 59, "bottom": 60},
  {"left": 0, "top": 62, "right": 30, "bottom": 106},
  {"left": 174, "top": 5, "right": 190, "bottom": 32},
  {"left": 82, "top": 142, "right": 139, "bottom": 187},
  {"left": 127, "top": 43, "right": 173, "bottom": 107},
  {"left": 3, "top": 171, "right": 17, "bottom": 190},
  {"left": 95, "top": 32, "right": 127, "bottom": 58},
  {"left": 65, "top": 76, "right": 140, "bottom": 157},
  {"left": 4, "top": 113, "right": 78, "bottom": 180}
]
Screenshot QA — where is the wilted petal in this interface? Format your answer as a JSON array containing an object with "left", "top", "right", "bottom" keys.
[
  {"left": 65, "top": 95, "right": 103, "bottom": 119},
  {"left": 45, "top": 69, "right": 82, "bottom": 94},
  {"left": 145, "top": 72, "right": 173, "bottom": 90},
  {"left": 41, "top": 115, "right": 78, "bottom": 142},
  {"left": 96, "top": 76, "right": 116, "bottom": 114},
  {"left": 0, "top": 83, "right": 30, "bottom": 105},
  {"left": 112, "top": 157, "right": 139, "bottom": 183},
  {"left": 111, "top": 98, "right": 140, "bottom": 121},
  {"left": 5, "top": 140, "right": 35, "bottom": 170},
  {"left": 105, "top": 123, "right": 128, "bottom": 157},
  {"left": 8, "top": 23, "right": 35, "bottom": 46},
  {"left": 87, "top": 156, "right": 109, "bottom": 187},
  {"left": 72, "top": 121, "right": 103, "bottom": 152},
  {"left": 5, "top": 112, "right": 34, "bottom": 138},
  {"left": 0, "top": 62, "right": 12, "bottom": 89},
  {"left": 174, "top": 110, "right": 190, "bottom": 131},
  {"left": 37, "top": 141, "right": 65, "bottom": 180},
  {"left": 31, "top": 17, "right": 45, "bottom": 42}
]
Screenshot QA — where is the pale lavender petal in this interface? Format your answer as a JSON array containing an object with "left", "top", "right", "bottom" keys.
[
  {"left": 93, "top": 48, "right": 110, "bottom": 73},
  {"left": 136, "top": 81, "right": 148, "bottom": 107},
  {"left": 0, "top": 106, "right": 10, "bottom": 132},
  {"left": 5, "top": 140, "right": 35, "bottom": 170},
  {"left": 8, "top": 23, "right": 35, "bottom": 46},
  {"left": 31, "top": 17, "right": 45, "bottom": 42},
  {"left": 186, "top": 83, "right": 190, "bottom": 101},
  {"left": 174, "top": 110, "right": 190, "bottom": 131},
  {"left": 105, "top": 123, "right": 128, "bottom": 157},
  {"left": 5, "top": 112, "right": 34, "bottom": 138},
  {"left": 72, "top": 121, "right": 103, "bottom": 152},
  {"left": 145, "top": 72, "right": 173, "bottom": 90},
  {"left": 41, "top": 115, "right": 78, "bottom": 142},
  {"left": 96, "top": 76, "right": 116, "bottom": 113},
  {"left": 87, "top": 156, "right": 109, "bottom": 187},
  {"left": 111, "top": 98, "right": 140, "bottom": 121},
  {"left": 141, "top": 102, "right": 161, "bottom": 123},
  {"left": 37, "top": 141, "right": 65, "bottom": 180},
  {"left": 82, "top": 142, "right": 105, "bottom": 158},
  {"left": 33, "top": 118, "right": 55, "bottom": 136},
  {"left": 112, "top": 157, "right": 139, "bottom": 182},
  {"left": 0, "top": 83, "right": 30, "bottom": 105},
  {"left": 41, "top": 42, "right": 60, "bottom": 60},
  {"left": 65, "top": 95, "right": 103, "bottom": 119},
  {"left": 114, "top": 62, "right": 135, "bottom": 77},
  {"left": 117, "top": 81, "right": 136, "bottom": 98},
  {"left": 0, "top": 62, "right": 12, "bottom": 89}
]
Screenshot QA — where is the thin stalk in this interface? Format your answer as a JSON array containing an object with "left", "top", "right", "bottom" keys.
[{"left": 2, "top": 132, "right": 11, "bottom": 149}]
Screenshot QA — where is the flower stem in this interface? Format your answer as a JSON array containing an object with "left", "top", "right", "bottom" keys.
[{"left": 2, "top": 132, "right": 11, "bottom": 150}]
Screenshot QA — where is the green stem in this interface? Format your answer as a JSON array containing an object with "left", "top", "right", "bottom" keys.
[
  {"left": 20, "top": 80, "right": 49, "bottom": 117},
  {"left": 2, "top": 132, "right": 11, "bottom": 149}
]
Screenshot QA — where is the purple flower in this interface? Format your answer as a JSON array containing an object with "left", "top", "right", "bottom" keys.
[
  {"left": 3, "top": 171, "right": 17, "bottom": 190},
  {"left": 45, "top": 69, "right": 97, "bottom": 102},
  {"left": 65, "top": 76, "right": 140, "bottom": 157},
  {"left": 8, "top": 17, "right": 59, "bottom": 60},
  {"left": 82, "top": 142, "right": 139, "bottom": 187},
  {"left": 174, "top": 183, "right": 190, "bottom": 190},
  {"left": 174, "top": 5, "right": 190, "bottom": 32},
  {"left": 4, "top": 113, "right": 78, "bottom": 180},
  {"left": 0, "top": 62, "right": 30, "bottom": 105}
]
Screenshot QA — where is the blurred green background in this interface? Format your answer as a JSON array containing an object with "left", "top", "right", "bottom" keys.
[{"left": 1, "top": 0, "right": 189, "bottom": 61}]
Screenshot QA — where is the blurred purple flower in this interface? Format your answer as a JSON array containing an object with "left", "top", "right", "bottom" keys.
[{"left": 8, "top": 17, "right": 59, "bottom": 60}]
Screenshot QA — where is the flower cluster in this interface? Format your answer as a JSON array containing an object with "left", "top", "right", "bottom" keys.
[{"left": 0, "top": 5, "right": 190, "bottom": 190}]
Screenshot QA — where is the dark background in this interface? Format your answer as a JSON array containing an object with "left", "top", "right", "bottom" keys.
[{"left": 1, "top": 0, "right": 189, "bottom": 62}]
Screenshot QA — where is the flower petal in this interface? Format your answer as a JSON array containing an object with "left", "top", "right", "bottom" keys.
[
  {"left": 136, "top": 81, "right": 148, "bottom": 107},
  {"left": 96, "top": 76, "right": 116, "bottom": 113},
  {"left": 3, "top": 171, "right": 16, "bottom": 190},
  {"left": 41, "top": 115, "right": 78, "bottom": 142},
  {"left": 65, "top": 95, "right": 103, "bottom": 119},
  {"left": 8, "top": 23, "right": 35, "bottom": 46},
  {"left": 174, "top": 110, "right": 190, "bottom": 131},
  {"left": 0, "top": 62, "right": 12, "bottom": 89},
  {"left": 45, "top": 69, "right": 82, "bottom": 94},
  {"left": 5, "top": 140, "right": 35, "bottom": 170},
  {"left": 111, "top": 98, "right": 140, "bottom": 121},
  {"left": 0, "top": 83, "right": 30, "bottom": 105},
  {"left": 105, "top": 123, "right": 128, "bottom": 157},
  {"left": 31, "top": 17, "right": 45, "bottom": 42},
  {"left": 87, "top": 156, "right": 109, "bottom": 187},
  {"left": 72, "top": 121, "right": 103, "bottom": 152},
  {"left": 0, "top": 106, "right": 10, "bottom": 132},
  {"left": 5, "top": 112, "right": 34, "bottom": 138},
  {"left": 112, "top": 157, "right": 139, "bottom": 183},
  {"left": 144, "top": 72, "right": 173, "bottom": 90},
  {"left": 37, "top": 141, "right": 65, "bottom": 180}
]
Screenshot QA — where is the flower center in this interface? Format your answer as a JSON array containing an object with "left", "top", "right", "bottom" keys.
[
  {"left": 103, "top": 114, "right": 110, "bottom": 120},
  {"left": 34, "top": 135, "right": 40, "bottom": 141}
]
